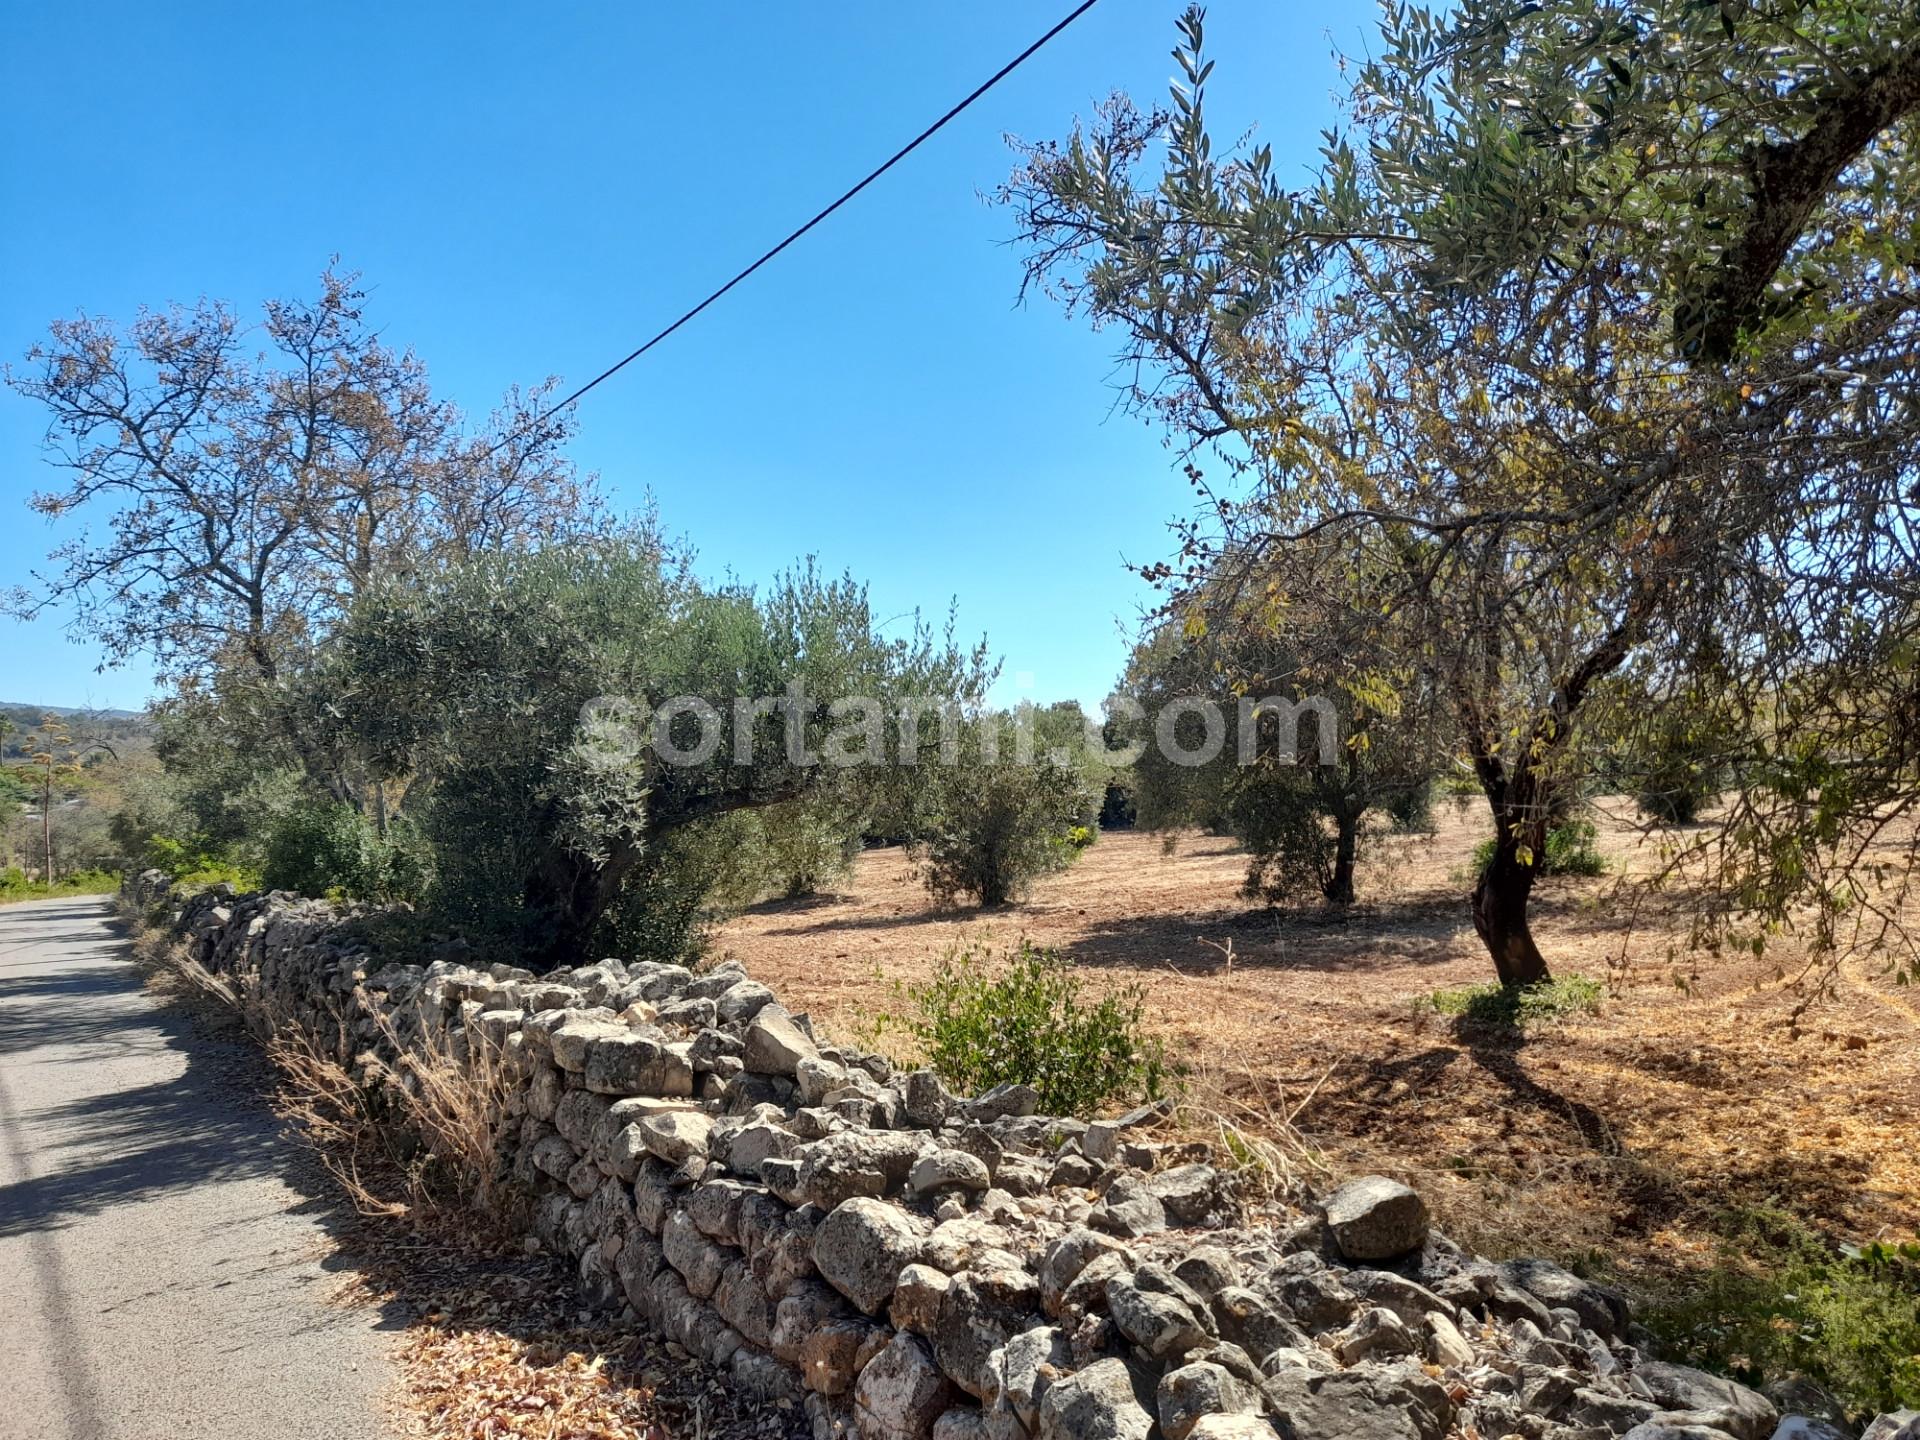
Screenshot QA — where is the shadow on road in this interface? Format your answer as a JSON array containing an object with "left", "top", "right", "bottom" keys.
[{"left": 0, "top": 901, "right": 409, "bottom": 1331}]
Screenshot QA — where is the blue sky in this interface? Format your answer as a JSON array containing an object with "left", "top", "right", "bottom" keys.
[{"left": 0, "top": 0, "right": 1375, "bottom": 712}]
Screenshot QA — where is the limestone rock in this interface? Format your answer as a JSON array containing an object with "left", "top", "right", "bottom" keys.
[
  {"left": 1421, "top": 1312, "right": 1475, "bottom": 1369},
  {"left": 639, "top": 1110, "right": 713, "bottom": 1165},
  {"left": 772, "top": 1279, "right": 853, "bottom": 1365},
  {"left": 1089, "top": 1175, "right": 1167, "bottom": 1239},
  {"left": 661, "top": 1210, "right": 729, "bottom": 1299},
  {"left": 1633, "top": 1362, "right": 1778, "bottom": 1440},
  {"left": 744, "top": 1006, "right": 818, "bottom": 1075},
  {"left": 893, "top": 1263, "right": 951, "bottom": 1337},
  {"left": 934, "top": 1265, "right": 1044, "bottom": 1400},
  {"left": 1500, "top": 1257, "right": 1628, "bottom": 1338},
  {"left": 1157, "top": 1361, "right": 1261, "bottom": 1440},
  {"left": 1331, "top": 1307, "right": 1420, "bottom": 1366},
  {"left": 1107, "top": 1271, "right": 1208, "bottom": 1360},
  {"left": 1040, "top": 1228, "right": 1130, "bottom": 1317},
  {"left": 1184, "top": 1418, "right": 1280, "bottom": 1440},
  {"left": 902, "top": 1069, "right": 952, "bottom": 1128},
  {"left": 726, "top": 1120, "right": 800, "bottom": 1178},
  {"left": 1211, "top": 1286, "right": 1309, "bottom": 1364},
  {"left": 1171, "top": 1249, "right": 1240, "bottom": 1301},
  {"left": 800, "top": 1318, "right": 886, "bottom": 1397},
  {"left": 1261, "top": 1365, "right": 1454, "bottom": 1440},
  {"left": 799, "top": 1130, "right": 924, "bottom": 1209},
  {"left": 1148, "top": 1164, "right": 1220, "bottom": 1225},
  {"left": 988, "top": 1325, "right": 1074, "bottom": 1432},
  {"left": 814, "top": 1196, "right": 926, "bottom": 1315},
  {"left": 911, "top": 1149, "right": 994, "bottom": 1196},
  {"left": 550, "top": 1016, "right": 629, "bottom": 1073},
  {"left": 583, "top": 1029, "right": 694, "bottom": 1096},
  {"left": 715, "top": 978, "right": 778, "bottom": 1023},
  {"left": 856, "top": 1331, "right": 954, "bottom": 1440},
  {"left": 1321, "top": 1176, "right": 1430, "bottom": 1262},
  {"left": 1035, "top": 1358, "right": 1154, "bottom": 1440}
]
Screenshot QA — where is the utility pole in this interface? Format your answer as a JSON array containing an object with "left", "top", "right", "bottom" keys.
[{"left": 42, "top": 749, "right": 52, "bottom": 886}]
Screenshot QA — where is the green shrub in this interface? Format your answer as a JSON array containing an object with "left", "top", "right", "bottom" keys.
[
  {"left": 0, "top": 865, "right": 120, "bottom": 902},
  {"left": 1384, "top": 777, "right": 1436, "bottom": 832},
  {"left": 757, "top": 796, "right": 864, "bottom": 899},
  {"left": 910, "top": 713, "right": 1105, "bottom": 907},
  {"left": 1419, "top": 973, "right": 1604, "bottom": 1027},
  {"left": 173, "top": 860, "right": 264, "bottom": 890},
  {"left": 1471, "top": 817, "right": 1607, "bottom": 877},
  {"left": 1636, "top": 765, "right": 1721, "bottom": 824},
  {"left": 1641, "top": 1207, "right": 1920, "bottom": 1420},
  {"left": 1627, "top": 711, "right": 1730, "bottom": 824},
  {"left": 261, "top": 800, "right": 424, "bottom": 903},
  {"left": 889, "top": 945, "right": 1174, "bottom": 1116}
]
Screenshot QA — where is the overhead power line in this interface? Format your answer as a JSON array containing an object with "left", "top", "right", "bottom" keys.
[{"left": 485, "top": 0, "right": 1104, "bottom": 458}]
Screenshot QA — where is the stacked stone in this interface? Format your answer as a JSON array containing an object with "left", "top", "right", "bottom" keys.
[{"left": 124, "top": 871, "right": 1908, "bottom": 1440}]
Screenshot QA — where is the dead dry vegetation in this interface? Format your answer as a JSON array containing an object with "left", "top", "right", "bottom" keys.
[
  {"left": 714, "top": 800, "right": 1920, "bottom": 1295},
  {"left": 128, "top": 912, "right": 791, "bottom": 1440}
]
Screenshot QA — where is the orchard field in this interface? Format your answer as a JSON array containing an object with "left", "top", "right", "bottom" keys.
[{"left": 720, "top": 802, "right": 1920, "bottom": 1289}]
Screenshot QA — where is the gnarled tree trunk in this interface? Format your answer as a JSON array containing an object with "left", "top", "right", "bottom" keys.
[{"left": 1471, "top": 825, "right": 1549, "bottom": 986}]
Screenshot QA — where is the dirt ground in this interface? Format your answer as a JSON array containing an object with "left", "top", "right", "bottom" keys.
[{"left": 713, "top": 800, "right": 1920, "bottom": 1293}]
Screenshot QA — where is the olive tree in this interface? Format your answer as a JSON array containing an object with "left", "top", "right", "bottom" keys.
[
  {"left": 909, "top": 704, "right": 1108, "bottom": 907},
  {"left": 1005, "top": 2, "right": 1920, "bottom": 983},
  {"left": 1117, "top": 588, "right": 1438, "bottom": 907},
  {"left": 313, "top": 538, "right": 988, "bottom": 967}
]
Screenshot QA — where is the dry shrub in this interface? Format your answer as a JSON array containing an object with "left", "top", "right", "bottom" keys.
[
  {"left": 128, "top": 908, "right": 520, "bottom": 1225},
  {"left": 1172, "top": 1050, "right": 1333, "bottom": 1203}
]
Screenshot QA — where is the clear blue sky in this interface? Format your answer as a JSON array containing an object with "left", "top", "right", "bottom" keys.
[{"left": 0, "top": 0, "right": 1374, "bottom": 712}]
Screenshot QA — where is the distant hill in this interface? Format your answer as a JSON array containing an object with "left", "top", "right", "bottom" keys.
[
  {"left": 1, "top": 704, "right": 152, "bottom": 761},
  {"left": 0, "top": 703, "right": 145, "bottom": 722}
]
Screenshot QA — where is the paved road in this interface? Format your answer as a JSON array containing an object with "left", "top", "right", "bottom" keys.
[{"left": 0, "top": 895, "right": 397, "bottom": 1439}]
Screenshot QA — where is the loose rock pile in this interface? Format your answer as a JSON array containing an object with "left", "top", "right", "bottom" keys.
[{"left": 127, "top": 871, "right": 1917, "bottom": 1440}]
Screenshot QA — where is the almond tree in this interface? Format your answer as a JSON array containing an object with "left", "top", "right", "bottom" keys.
[{"left": 7, "top": 266, "right": 599, "bottom": 684}]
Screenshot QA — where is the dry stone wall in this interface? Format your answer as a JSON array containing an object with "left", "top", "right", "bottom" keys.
[{"left": 126, "top": 871, "right": 1908, "bottom": 1440}]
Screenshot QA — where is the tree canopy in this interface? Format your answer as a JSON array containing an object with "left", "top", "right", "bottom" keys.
[
  {"left": 1006, "top": 0, "right": 1920, "bottom": 982},
  {"left": 6, "top": 267, "right": 600, "bottom": 683}
]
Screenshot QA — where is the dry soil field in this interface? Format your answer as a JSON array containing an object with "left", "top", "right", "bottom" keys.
[{"left": 714, "top": 800, "right": 1919, "bottom": 1292}]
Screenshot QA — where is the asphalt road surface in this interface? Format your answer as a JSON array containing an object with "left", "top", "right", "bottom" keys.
[{"left": 0, "top": 894, "right": 397, "bottom": 1439}]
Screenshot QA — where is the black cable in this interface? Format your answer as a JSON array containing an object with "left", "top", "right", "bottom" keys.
[{"left": 484, "top": 0, "right": 1104, "bottom": 458}]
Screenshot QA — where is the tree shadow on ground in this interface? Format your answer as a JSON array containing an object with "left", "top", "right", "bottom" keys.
[
  {"left": 1052, "top": 890, "right": 1477, "bottom": 975},
  {"left": 0, "top": 904, "right": 410, "bottom": 1328}
]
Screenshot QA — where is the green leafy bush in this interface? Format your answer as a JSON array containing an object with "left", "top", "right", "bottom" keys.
[
  {"left": 757, "top": 795, "right": 865, "bottom": 899},
  {"left": 910, "top": 711, "right": 1106, "bottom": 907},
  {"left": 0, "top": 865, "right": 120, "bottom": 902},
  {"left": 261, "top": 800, "right": 424, "bottom": 903},
  {"left": 1471, "top": 817, "right": 1607, "bottom": 877},
  {"left": 1635, "top": 749, "right": 1725, "bottom": 824},
  {"left": 1641, "top": 1207, "right": 1920, "bottom": 1419},
  {"left": 1419, "top": 974, "right": 1604, "bottom": 1027},
  {"left": 890, "top": 945, "right": 1173, "bottom": 1116}
]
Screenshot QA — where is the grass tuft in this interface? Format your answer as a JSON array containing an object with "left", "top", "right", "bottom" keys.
[{"left": 1418, "top": 973, "right": 1605, "bottom": 1028}]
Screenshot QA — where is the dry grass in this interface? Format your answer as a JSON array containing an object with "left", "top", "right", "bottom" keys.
[
  {"left": 126, "top": 905, "right": 515, "bottom": 1222},
  {"left": 714, "top": 801, "right": 1920, "bottom": 1288},
  {"left": 123, "top": 905, "right": 789, "bottom": 1440}
]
